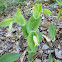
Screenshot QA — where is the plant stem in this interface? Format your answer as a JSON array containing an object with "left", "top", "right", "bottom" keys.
[{"left": 9, "top": 22, "right": 13, "bottom": 35}]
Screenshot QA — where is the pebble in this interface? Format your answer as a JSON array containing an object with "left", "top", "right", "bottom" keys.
[
  {"left": 42, "top": 16, "right": 45, "bottom": 20},
  {"left": 15, "top": 41, "right": 19, "bottom": 46},
  {"left": 43, "top": 59, "right": 48, "bottom": 62},
  {"left": 34, "top": 58, "right": 41, "bottom": 62},
  {"left": 38, "top": 50, "right": 43, "bottom": 57},
  {"left": 23, "top": 42, "right": 28, "bottom": 47},
  {"left": 2, "top": 45, "right": 7, "bottom": 49},
  {"left": 0, "top": 50, "right": 3, "bottom": 53},
  {"left": 0, "top": 29, "right": 2, "bottom": 31},
  {"left": 58, "top": 44, "right": 61, "bottom": 49},
  {"left": 39, "top": 49, "right": 43, "bottom": 55},
  {"left": 42, "top": 44, "right": 49, "bottom": 50},
  {"left": 11, "top": 40, "right": 15, "bottom": 43},
  {"left": 45, "top": 50, "right": 54, "bottom": 54}
]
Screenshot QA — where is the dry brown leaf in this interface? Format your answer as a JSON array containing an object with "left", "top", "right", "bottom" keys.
[
  {"left": 42, "top": 34, "right": 51, "bottom": 42},
  {"left": 19, "top": 50, "right": 27, "bottom": 62},
  {"left": 6, "top": 35, "right": 13, "bottom": 38}
]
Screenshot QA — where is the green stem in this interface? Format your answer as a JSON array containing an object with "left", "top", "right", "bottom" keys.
[
  {"left": 27, "top": 46, "right": 33, "bottom": 62},
  {"left": 9, "top": 22, "right": 13, "bottom": 35}
]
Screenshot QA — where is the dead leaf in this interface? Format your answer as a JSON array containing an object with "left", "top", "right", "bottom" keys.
[
  {"left": 42, "top": 34, "right": 51, "bottom": 42},
  {"left": 19, "top": 50, "right": 27, "bottom": 62}
]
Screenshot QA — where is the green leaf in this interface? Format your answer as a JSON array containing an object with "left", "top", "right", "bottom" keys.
[
  {"left": 0, "top": 53, "right": 21, "bottom": 62},
  {"left": 33, "top": 4, "right": 42, "bottom": 19},
  {"left": 43, "top": 9, "right": 52, "bottom": 16},
  {"left": 49, "top": 53, "right": 53, "bottom": 62},
  {"left": 48, "top": 23, "right": 55, "bottom": 42},
  {"left": 27, "top": 31, "right": 39, "bottom": 53},
  {"left": 56, "top": 0, "right": 62, "bottom": 6},
  {"left": 15, "top": 8, "right": 25, "bottom": 26},
  {"left": 57, "top": 10, "right": 61, "bottom": 22},
  {"left": 21, "top": 21, "right": 28, "bottom": 38},
  {"left": 38, "top": 32, "right": 43, "bottom": 43},
  {"left": 0, "top": 18, "right": 15, "bottom": 27},
  {"left": 26, "top": 16, "right": 40, "bottom": 33}
]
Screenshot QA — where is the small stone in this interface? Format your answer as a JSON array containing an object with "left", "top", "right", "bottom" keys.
[
  {"left": 39, "top": 50, "right": 43, "bottom": 55},
  {"left": 43, "top": 59, "right": 48, "bottom": 62},
  {"left": 16, "top": 42, "right": 19, "bottom": 46},
  {"left": 44, "top": 0, "right": 48, "bottom": 1},
  {"left": 34, "top": 58, "right": 41, "bottom": 62},
  {"left": 3, "top": 45, "right": 7, "bottom": 49},
  {"left": 47, "top": 50, "right": 54, "bottom": 53},
  {"left": 42, "top": 16, "right": 45, "bottom": 20},
  {"left": 0, "top": 50, "right": 3, "bottom": 53},
  {"left": 42, "top": 44, "right": 49, "bottom": 50},
  {"left": 23, "top": 42, "right": 28, "bottom": 47},
  {"left": 11, "top": 40, "right": 15, "bottom": 43},
  {"left": 0, "top": 29, "right": 2, "bottom": 31}
]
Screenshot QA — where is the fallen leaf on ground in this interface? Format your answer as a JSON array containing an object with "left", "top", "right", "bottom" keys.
[
  {"left": 19, "top": 50, "right": 27, "bottom": 62},
  {"left": 42, "top": 34, "right": 51, "bottom": 42}
]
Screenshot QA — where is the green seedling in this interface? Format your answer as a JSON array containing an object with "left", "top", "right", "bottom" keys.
[
  {"left": 0, "top": 4, "right": 55, "bottom": 62},
  {"left": 56, "top": 0, "right": 62, "bottom": 22}
]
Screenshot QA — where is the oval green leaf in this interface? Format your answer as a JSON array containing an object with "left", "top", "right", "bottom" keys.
[
  {"left": 0, "top": 18, "right": 15, "bottom": 27},
  {"left": 33, "top": 4, "right": 42, "bottom": 19},
  {"left": 48, "top": 23, "right": 55, "bottom": 42},
  {"left": 26, "top": 16, "right": 41, "bottom": 33},
  {"left": 0, "top": 53, "right": 21, "bottom": 62},
  {"left": 15, "top": 8, "right": 25, "bottom": 26},
  {"left": 43, "top": 9, "right": 52, "bottom": 16}
]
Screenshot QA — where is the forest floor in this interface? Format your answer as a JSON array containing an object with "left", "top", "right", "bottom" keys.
[{"left": 0, "top": 1, "right": 62, "bottom": 62}]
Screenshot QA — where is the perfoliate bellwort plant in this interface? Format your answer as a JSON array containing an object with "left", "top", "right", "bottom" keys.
[{"left": 0, "top": 4, "right": 56, "bottom": 62}]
